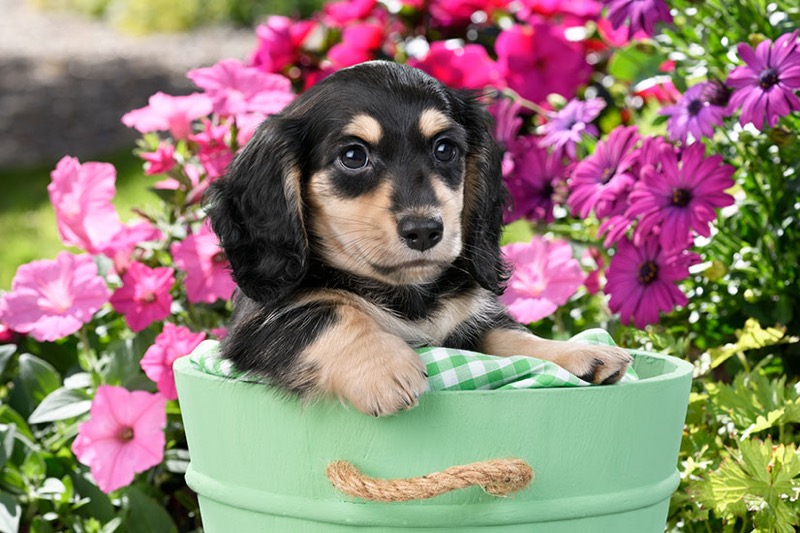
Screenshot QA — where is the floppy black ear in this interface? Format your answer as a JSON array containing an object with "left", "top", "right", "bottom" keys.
[
  {"left": 448, "top": 89, "right": 509, "bottom": 295},
  {"left": 204, "top": 118, "right": 307, "bottom": 304}
]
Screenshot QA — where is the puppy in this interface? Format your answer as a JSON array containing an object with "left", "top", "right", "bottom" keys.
[{"left": 205, "top": 61, "right": 631, "bottom": 416}]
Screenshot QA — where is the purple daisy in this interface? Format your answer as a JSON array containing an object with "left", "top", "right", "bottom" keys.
[
  {"left": 727, "top": 31, "right": 800, "bottom": 130},
  {"left": 567, "top": 125, "right": 640, "bottom": 219},
  {"left": 605, "top": 237, "right": 699, "bottom": 328},
  {"left": 604, "top": 0, "right": 673, "bottom": 39},
  {"left": 539, "top": 98, "right": 606, "bottom": 159},
  {"left": 660, "top": 83, "right": 726, "bottom": 144},
  {"left": 627, "top": 141, "right": 735, "bottom": 252},
  {"left": 504, "top": 137, "right": 568, "bottom": 224}
]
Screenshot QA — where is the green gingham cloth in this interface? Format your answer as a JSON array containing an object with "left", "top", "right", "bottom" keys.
[{"left": 188, "top": 328, "right": 638, "bottom": 391}]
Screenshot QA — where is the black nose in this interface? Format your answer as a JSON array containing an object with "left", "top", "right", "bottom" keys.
[{"left": 397, "top": 216, "right": 443, "bottom": 252}]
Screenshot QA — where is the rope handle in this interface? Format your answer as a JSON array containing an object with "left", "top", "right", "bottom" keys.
[{"left": 326, "top": 458, "right": 533, "bottom": 502}]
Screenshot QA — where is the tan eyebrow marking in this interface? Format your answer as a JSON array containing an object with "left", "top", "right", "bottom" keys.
[
  {"left": 343, "top": 114, "right": 383, "bottom": 145},
  {"left": 419, "top": 109, "right": 452, "bottom": 138}
]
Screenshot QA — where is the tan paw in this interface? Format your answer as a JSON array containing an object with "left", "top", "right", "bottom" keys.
[
  {"left": 551, "top": 342, "right": 632, "bottom": 384},
  {"left": 331, "top": 336, "right": 429, "bottom": 417}
]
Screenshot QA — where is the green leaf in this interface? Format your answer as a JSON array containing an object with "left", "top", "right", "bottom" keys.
[
  {"left": 0, "top": 344, "right": 16, "bottom": 375},
  {"left": 122, "top": 486, "right": 177, "bottom": 533},
  {"left": 0, "top": 424, "right": 15, "bottom": 469},
  {"left": 9, "top": 354, "right": 60, "bottom": 419},
  {"left": 0, "top": 490, "right": 21, "bottom": 533},
  {"left": 608, "top": 44, "right": 667, "bottom": 85},
  {"left": 28, "top": 387, "right": 92, "bottom": 425}
]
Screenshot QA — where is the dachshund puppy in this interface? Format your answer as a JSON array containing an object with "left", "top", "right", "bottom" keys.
[{"left": 205, "top": 61, "right": 631, "bottom": 416}]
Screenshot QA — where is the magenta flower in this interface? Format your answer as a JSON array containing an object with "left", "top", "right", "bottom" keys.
[
  {"left": 539, "top": 97, "right": 607, "bottom": 158},
  {"left": 727, "top": 31, "right": 800, "bottom": 130},
  {"left": 489, "top": 97, "right": 523, "bottom": 149},
  {"left": 605, "top": 238, "right": 698, "bottom": 328},
  {"left": 496, "top": 23, "right": 591, "bottom": 104},
  {"left": 429, "top": 0, "right": 508, "bottom": 28},
  {"left": 250, "top": 16, "right": 317, "bottom": 73},
  {"left": 327, "top": 22, "right": 384, "bottom": 68},
  {"left": 409, "top": 42, "right": 500, "bottom": 90},
  {"left": 121, "top": 92, "right": 213, "bottom": 140},
  {"left": 187, "top": 59, "right": 295, "bottom": 118},
  {"left": 568, "top": 125, "right": 640, "bottom": 219},
  {"left": 72, "top": 385, "right": 166, "bottom": 493},
  {"left": 171, "top": 222, "right": 236, "bottom": 304},
  {"left": 100, "top": 221, "right": 164, "bottom": 275},
  {"left": 140, "top": 142, "right": 176, "bottom": 176},
  {"left": 603, "top": 0, "right": 672, "bottom": 39},
  {"left": 501, "top": 237, "right": 585, "bottom": 324},
  {"left": 504, "top": 137, "right": 567, "bottom": 223},
  {"left": 628, "top": 142, "right": 736, "bottom": 252},
  {"left": 48, "top": 156, "right": 124, "bottom": 254},
  {"left": 323, "top": 0, "right": 377, "bottom": 26},
  {"left": 0, "top": 252, "right": 109, "bottom": 342},
  {"left": 517, "top": 0, "right": 602, "bottom": 26},
  {"left": 110, "top": 262, "right": 174, "bottom": 332},
  {"left": 660, "top": 83, "right": 726, "bottom": 144},
  {"left": 141, "top": 323, "right": 206, "bottom": 400}
]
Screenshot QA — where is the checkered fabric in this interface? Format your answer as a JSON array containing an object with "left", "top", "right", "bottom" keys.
[{"left": 188, "top": 328, "right": 638, "bottom": 391}]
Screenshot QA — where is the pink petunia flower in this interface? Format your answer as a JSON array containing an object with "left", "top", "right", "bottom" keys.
[
  {"left": 187, "top": 59, "right": 295, "bottom": 118},
  {"left": 605, "top": 238, "right": 699, "bottom": 328},
  {"left": 171, "top": 222, "right": 236, "bottom": 304},
  {"left": 517, "top": 0, "right": 602, "bottom": 26},
  {"left": 72, "top": 385, "right": 166, "bottom": 494},
  {"left": 495, "top": 23, "right": 591, "bottom": 104},
  {"left": 0, "top": 252, "right": 109, "bottom": 342},
  {"left": 190, "top": 120, "right": 235, "bottom": 180},
  {"left": 568, "top": 125, "right": 640, "bottom": 219},
  {"left": 140, "top": 143, "right": 176, "bottom": 175},
  {"left": 500, "top": 237, "right": 586, "bottom": 324},
  {"left": 140, "top": 323, "right": 206, "bottom": 400},
  {"left": 504, "top": 137, "right": 568, "bottom": 224},
  {"left": 121, "top": 92, "right": 213, "bottom": 140},
  {"left": 48, "top": 156, "right": 125, "bottom": 254},
  {"left": 250, "top": 16, "right": 317, "bottom": 73},
  {"left": 100, "top": 221, "right": 164, "bottom": 276},
  {"left": 110, "top": 262, "right": 174, "bottom": 332},
  {"left": 726, "top": 31, "right": 800, "bottom": 131},
  {"left": 539, "top": 97, "right": 607, "bottom": 159},
  {"left": 595, "top": 16, "right": 649, "bottom": 46},
  {"left": 603, "top": 0, "right": 672, "bottom": 39},
  {"left": 627, "top": 141, "right": 736, "bottom": 252},
  {"left": 408, "top": 41, "right": 501, "bottom": 90},
  {"left": 660, "top": 83, "right": 726, "bottom": 144}
]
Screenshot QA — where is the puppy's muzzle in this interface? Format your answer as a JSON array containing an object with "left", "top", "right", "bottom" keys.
[{"left": 397, "top": 216, "right": 443, "bottom": 252}]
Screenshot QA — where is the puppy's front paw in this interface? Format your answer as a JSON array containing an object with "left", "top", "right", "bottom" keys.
[
  {"left": 554, "top": 343, "right": 632, "bottom": 384},
  {"left": 332, "top": 336, "right": 428, "bottom": 417}
]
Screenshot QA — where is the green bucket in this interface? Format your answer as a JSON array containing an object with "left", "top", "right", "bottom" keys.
[{"left": 174, "top": 348, "right": 692, "bottom": 532}]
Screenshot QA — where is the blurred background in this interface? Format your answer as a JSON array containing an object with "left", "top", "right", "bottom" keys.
[{"left": 0, "top": 0, "right": 321, "bottom": 288}]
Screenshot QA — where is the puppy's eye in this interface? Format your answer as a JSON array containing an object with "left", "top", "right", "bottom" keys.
[
  {"left": 340, "top": 145, "right": 369, "bottom": 170},
  {"left": 434, "top": 139, "right": 457, "bottom": 162}
]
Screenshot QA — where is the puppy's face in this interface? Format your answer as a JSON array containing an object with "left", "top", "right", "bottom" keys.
[
  {"left": 206, "top": 61, "right": 507, "bottom": 304},
  {"left": 306, "top": 106, "right": 468, "bottom": 285}
]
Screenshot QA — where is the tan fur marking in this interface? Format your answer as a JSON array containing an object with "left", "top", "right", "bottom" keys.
[
  {"left": 480, "top": 329, "right": 632, "bottom": 384},
  {"left": 295, "top": 305, "right": 428, "bottom": 416},
  {"left": 419, "top": 109, "right": 452, "bottom": 138},
  {"left": 344, "top": 114, "right": 383, "bottom": 145}
]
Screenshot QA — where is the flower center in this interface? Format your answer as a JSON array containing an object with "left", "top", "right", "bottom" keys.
[
  {"left": 118, "top": 426, "right": 135, "bottom": 442},
  {"left": 141, "top": 292, "right": 157, "bottom": 303},
  {"left": 759, "top": 68, "right": 779, "bottom": 89},
  {"left": 212, "top": 251, "right": 228, "bottom": 264},
  {"left": 686, "top": 99, "right": 703, "bottom": 116},
  {"left": 672, "top": 188, "right": 692, "bottom": 207},
  {"left": 638, "top": 260, "right": 658, "bottom": 285},
  {"left": 600, "top": 166, "right": 616, "bottom": 184}
]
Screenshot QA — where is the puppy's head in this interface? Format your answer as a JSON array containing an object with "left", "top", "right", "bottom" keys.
[{"left": 206, "top": 61, "right": 507, "bottom": 304}]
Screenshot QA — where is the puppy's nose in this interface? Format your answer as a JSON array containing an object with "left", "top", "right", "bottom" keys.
[{"left": 398, "top": 216, "right": 443, "bottom": 252}]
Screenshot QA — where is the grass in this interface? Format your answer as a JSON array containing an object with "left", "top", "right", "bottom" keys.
[{"left": 0, "top": 151, "right": 160, "bottom": 289}]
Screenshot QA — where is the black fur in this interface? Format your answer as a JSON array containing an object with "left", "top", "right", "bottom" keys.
[{"left": 205, "top": 61, "right": 512, "bottom": 392}]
